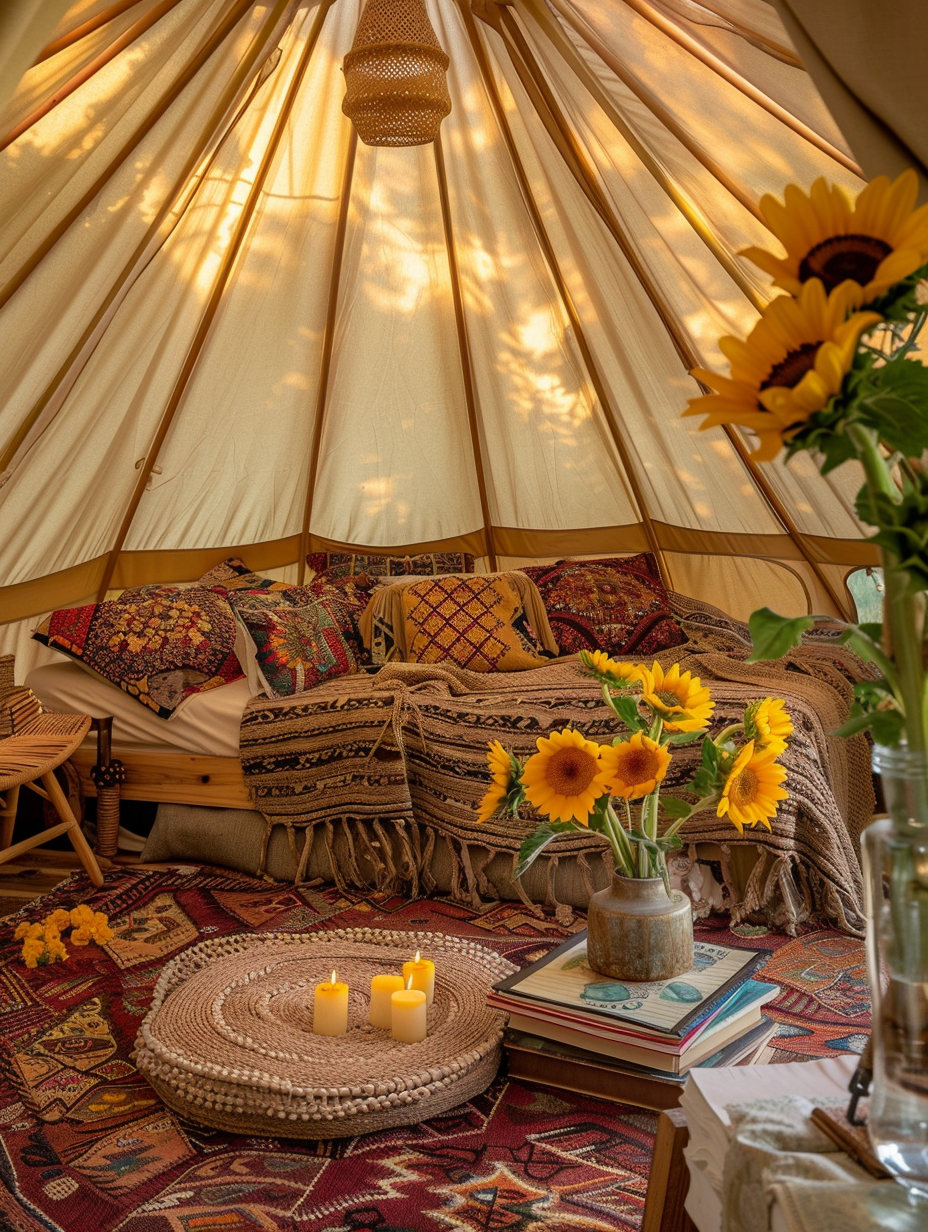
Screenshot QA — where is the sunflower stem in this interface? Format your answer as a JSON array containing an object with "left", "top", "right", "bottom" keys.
[
  {"left": 605, "top": 801, "right": 637, "bottom": 877},
  {"left": 713, "top": 723, "right": 743, "bottom": 747},
  {"left": 849, "top": 422, "right": 928, "bottom": 759}
]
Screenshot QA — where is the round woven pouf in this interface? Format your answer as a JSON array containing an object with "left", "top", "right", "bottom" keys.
[{"left": 134, "top": 928, "right": 516, "bottom": 1138}]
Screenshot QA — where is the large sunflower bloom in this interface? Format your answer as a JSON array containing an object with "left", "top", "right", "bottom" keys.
[
  {"left": 579, "top": 649, "right": 643, "bottom": 687},
  {"left": 741, "top": 172, "right": 928, "bottom": 300},
  {"left": 521, "top": 728, "right": 611, "bottom": 824},
  {"left": 639, "top": 661, "right": 714, "bottom": 733},
  {"left": 600, "top": 732, "right": 671, "bottom": 800},
  {"left": 685, "top": 279, "right": 882, "bottom": 460},
  {"left": 748, "top": 697, "right": 793, "bottom": 755},
  {"left": 717, "top": 740, "right": 788, "bottom": 833}
]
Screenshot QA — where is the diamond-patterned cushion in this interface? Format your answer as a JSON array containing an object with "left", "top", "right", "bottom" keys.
[{"left": 398, "top": 575, "right": 550, "bottom": 671}]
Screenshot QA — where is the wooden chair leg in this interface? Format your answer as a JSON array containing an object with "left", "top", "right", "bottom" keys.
[
  {"left": 41, "top": 770, "right": 104, "bottom": 888},
  {"left": 642, "top": 1108, "right": 697, "bottom": 1232},
  {"left": 0, "top": 784, "right": 18, "bottom": 848}
]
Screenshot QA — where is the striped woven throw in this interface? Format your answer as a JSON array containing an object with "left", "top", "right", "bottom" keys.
[{"left": 239, "top": 595, "right": 873, "bottom": 934}]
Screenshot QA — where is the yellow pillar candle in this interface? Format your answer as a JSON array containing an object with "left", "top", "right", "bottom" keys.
[
  {"left": 313, "top": 970, "right": 349, "bottom": 1036},
  {"left": 391, "top": 986, "right": 427, "bottom": 1043},
  {"left": 369, "top": 973, "right": 405, "bottom": 1028},
  {"left": 402, "top": 950, "right": 435, "bottom": 1006}
]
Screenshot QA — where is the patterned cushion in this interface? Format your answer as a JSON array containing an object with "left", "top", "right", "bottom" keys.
[
  {"left": 235, "top": 600, "right": 360, "bottom": 697},
  {"left": 306, "top": 551, "right": 475, "bottom": 579},
  {"left": 32, "top": 588, "right": 243, "bottom": 717},
  {"left": 397, "top": 575, "right": 551, "bottom": 671},
  {"left": 518, "top": 554, "right": 685, "bottom": 657}
]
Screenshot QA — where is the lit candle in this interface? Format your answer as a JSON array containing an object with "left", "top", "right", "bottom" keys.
[
  {"left": 313, "top": 969, "right": 349, "bottom": 1036},
  {"left": 369, "top": 973, "right": 405, "bottom": 1028},
  {"left": 391, "top": 978, "right": 427, "bottom": 1043},
  {"left": 402, "top": 950, "right": 435, "bottom": 1006}
]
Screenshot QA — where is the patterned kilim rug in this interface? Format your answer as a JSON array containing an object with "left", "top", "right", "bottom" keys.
[{"left": 0, "top": 868, "right": 870, "bottom": 1232}]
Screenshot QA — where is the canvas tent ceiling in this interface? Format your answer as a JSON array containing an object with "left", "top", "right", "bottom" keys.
[{"left": 0, "top": 0, "right": 886, "bottom": 665}]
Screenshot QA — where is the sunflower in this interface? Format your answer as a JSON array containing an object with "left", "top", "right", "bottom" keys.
[
  {"left": 741, "top": 172, "right": 928, "bottom": 300},
  {"left": 486, "top": 738, "right": 513, "bottom": 786},
  {"left": 521, "top": 727, "right": 611, "bottom": 824},
  {"left": 717, "top": 740, "right": 788, "bottom": 833},
  {"left": 579, "top": 649, "right": 643, "bottom": 686},
  {"left": 639, "top": 661, "right": 714, "bottom": 732},
  {"left": 599, "top": 732, "right": 672, "bottom": 800},
  {"left": 746, "top": 697, "right": 793, "bottom": 754},
  {"left": 685, "top": 279, "right": 882, "bottom": 460}
]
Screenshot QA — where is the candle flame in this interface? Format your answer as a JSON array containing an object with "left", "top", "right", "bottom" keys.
[
  {"left": 406, "top": 974, "right": 413, "bottom": 990},
  {"left": 414, "top": 950, "right": 421, "bottom": 963},
  {"left": 330, "top": 970, "right": 336, "bottom": 985}
]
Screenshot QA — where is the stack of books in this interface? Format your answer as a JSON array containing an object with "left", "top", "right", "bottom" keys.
[{"left": 489, "top": 931, "right": 780, "bottom": 1110}]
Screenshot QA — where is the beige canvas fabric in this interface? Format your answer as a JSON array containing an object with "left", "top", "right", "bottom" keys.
[{"left": 0, "top": 0, "right": 902, "bottom": 663}]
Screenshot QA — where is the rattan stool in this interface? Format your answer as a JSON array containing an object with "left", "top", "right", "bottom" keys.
[{"left": 0, "top": 687, "right": 103, "bottom": 887}]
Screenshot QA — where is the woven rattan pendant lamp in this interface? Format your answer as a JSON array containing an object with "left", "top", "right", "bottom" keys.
[{"left": 342, "top": 0, "right": 451, "bottom": 146}]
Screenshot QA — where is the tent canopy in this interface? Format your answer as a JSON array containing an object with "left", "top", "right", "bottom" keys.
[{"left": 0, "top": 0, "right": 882, "bottom": 666}]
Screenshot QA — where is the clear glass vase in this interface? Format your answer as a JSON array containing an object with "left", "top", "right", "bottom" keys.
[{"left": 862, "top": 744, "right": 928, "bottom": 1197}]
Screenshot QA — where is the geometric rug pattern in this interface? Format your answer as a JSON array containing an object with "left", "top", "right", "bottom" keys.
[{"left": 0, "top": 868, "right": 869, "bottom": 1232}]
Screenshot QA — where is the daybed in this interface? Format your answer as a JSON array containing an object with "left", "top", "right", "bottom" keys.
[{"left": 23, "top": 556, "right": 874, "bottom": 935}]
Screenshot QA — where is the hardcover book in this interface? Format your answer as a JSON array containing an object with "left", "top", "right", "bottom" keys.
[{"left": 492, "top": 930, "right": 770, "bottom": 1038}]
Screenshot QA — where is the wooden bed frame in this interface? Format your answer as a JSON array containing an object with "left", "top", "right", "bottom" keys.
[{"left": 71, "top": 745, "right": 251, "bottom": 810}]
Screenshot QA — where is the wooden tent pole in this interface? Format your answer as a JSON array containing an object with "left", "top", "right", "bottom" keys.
[
  {"left": 459, "top": 0, "right": 672, "bottom": 588},
  {"left": 95, "top": 0, "right": 336, "bottom": 601},
  {"left": 34, "top": 0, "right": 152, "bottom": 65},
  {"left": 520, "top": 0, "right": 766, "bottom": 310},
  {"left": 494, "top": 5, "right": 850, "bottom": 617},
  {"left": 297, "top": 126, "right": 358, "bottom": 585},
  {"left": 0, "top": 0, "right": 189, "bottom": 152},
  {"left": 434, "top": 132, "right": 499, "bottom": 571},
  {"left": 612, "top": 0, "right": 861, "bottom": 176},
  {"left": 0, "top": 0, "right": 294, "bottom": 478}
]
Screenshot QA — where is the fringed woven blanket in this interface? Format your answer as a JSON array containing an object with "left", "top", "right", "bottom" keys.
[{"left": 239, "top": 595, "right": 874, "bottom": 935}]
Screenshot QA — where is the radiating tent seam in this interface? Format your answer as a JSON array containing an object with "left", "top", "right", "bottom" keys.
[
  {"left": 298, "top": 124, "right": 359, "bottom": 585},
  {"left": 95, "top": 0, "right": 337, "bottom": 600},
  {"left": 609, "top": 0, "right": 861, "bottom": 175},
  {"left": 0, "top": 0, "right": 296, "bottom": 475},
  {"left": 461, "top": 0, "right": 672, "bottom": 586},
  {"left": 0, "top": 0, "right": 190, "bottom": 153},
  {"left": 522, "top": 0, "right": 767, "bottom": 311},
  {"left": 34, "top": 0, "right": 160, "bottom": 66},
  {"left": 434, "top": 129, "right": 499, "bottom": 571}
]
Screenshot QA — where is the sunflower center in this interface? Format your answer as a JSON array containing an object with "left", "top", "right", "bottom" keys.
[
  {"left": 760, "top": 342, "right": 820, "bottom": 391},
  {"left": 731, "top": 767, "right": 759, "bottom": 806},
  {"left": 547, "top": 747, "right": 598, "bottom": 797},
  {"left": 618, "top": 748, "right": 659, "bottom": 782},
  {"left": 798, "top": 233, "right": 892, "bottom": 293}
]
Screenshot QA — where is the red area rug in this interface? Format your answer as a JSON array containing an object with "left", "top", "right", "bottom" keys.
[{"left": 0, "top": 868, "right": 869, "bottom": 1232}]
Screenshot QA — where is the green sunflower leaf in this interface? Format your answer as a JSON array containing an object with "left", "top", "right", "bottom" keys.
[
  {"left": 611, "top": 694, "right": 645, "bottom": 732},
  {"left": 746, "top": 607, "right": 816, "bottom": 662},
  {"left": 516, "top": 820, "right": 578, "bottom": 878},
  {"left": 667, "top": 729, "right": 704, "bottom": 745},
  {"left": 857, "top": 359, "right": 928, "bottom": 455},
  {"left": 660, "top": 796, "right": 692, "bottom": 820}
]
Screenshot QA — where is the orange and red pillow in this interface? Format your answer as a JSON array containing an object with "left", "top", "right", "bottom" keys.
[{"left": 518, "top": 554, "right": 685, "bottom": 658}]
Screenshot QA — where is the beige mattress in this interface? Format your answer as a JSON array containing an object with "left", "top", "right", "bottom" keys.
[{"left": 26, "top": 661, "right": 247, "bottom": 757}]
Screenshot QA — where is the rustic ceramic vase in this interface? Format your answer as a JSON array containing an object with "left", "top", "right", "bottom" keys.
[{"left": 586, "top": 872, "right": 694, "bottom": 982}]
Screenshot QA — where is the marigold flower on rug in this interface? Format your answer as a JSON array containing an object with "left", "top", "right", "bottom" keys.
[
  {"left": 521, "top": 728, "right": 610, "bottom": 824},
  {"left": 740, "top": 172, "right": 928, "bottom": 300},
  {"left": 718, "top": 740, "right": 789, "bottom": 832},
  {"left": 684, "top": 280, "right": 881, "bottom": 460},
  {"left": 639, "top": 661, "right": 714, "bottom": 732},
  {"left": 600, "top": 733, "right": 671, "bottom": 800}
]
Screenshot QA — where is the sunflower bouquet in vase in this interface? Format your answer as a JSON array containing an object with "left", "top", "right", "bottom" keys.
[
  {"left": 684, "top": 170, "right": 928, "bottom": 1194},
  {"left": 477, "top": 650, "right": 792, "bottom": 981}
]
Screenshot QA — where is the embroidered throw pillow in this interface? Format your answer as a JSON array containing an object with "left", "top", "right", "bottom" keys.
[
  {"left": 373, "top": 574, "right": 554, "bottom": 671},
  {"left": 235, "top": 599, "right": 360, "bottom": 697},
  {"left": 32, "top": 587, "right": 243, "bottom": 717},
  {"left": 198, "top": 557, "right": 290, "bottom": 592},
  {"left": 519, "top": 554, "right": 685, "bottom": 658},
  {"left": 306, "top": 551, "right": 475, "bottom": 579}
]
